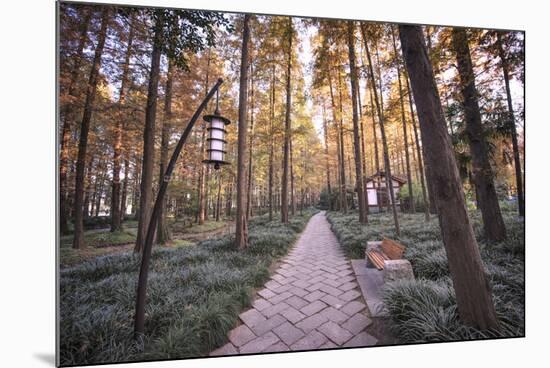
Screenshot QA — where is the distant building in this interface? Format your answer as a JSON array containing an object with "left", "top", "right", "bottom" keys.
[{"left": 364, "top": 171, "right": 406, "bottom": 209}]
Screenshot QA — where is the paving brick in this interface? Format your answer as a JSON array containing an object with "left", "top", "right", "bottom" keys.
[
  {"left": 265, "top": 280, "right": 282, "bottom": 291},
  {"left": 278, "top": 276, "right": 298, "bottom": 285},
  {"left": 278, "top": 306, "right": 306, "bottom": 323},
  {"left": 337, "top": 269, "right": 353, "bottom": 277},
  {"left": 341, "top": 313, "right": 372, "bottom": 335},
  {"left": 272, "top": 283, "right": 293, "bottom": 294},
  {"left": 292, "top": 279, "right": 310, "bottom": 289},
  {"left": 320, "top": 307, "right": 349, "bottom": 323},
  {"left": 273, "top": 321, "right": 306, "bottom": 345},
  {"left": 338, "top": 281, "right": 358, "bottom": 292},
  {"left": 250, "top": 314, "right": 286, "bottom": 336},
  {"left": 258, "top": 288, "right": 276, "bottom": 300},
  {"left": 342, "top": 332, "right": 378, "bottom": 347},
  {"left": 339, "top": 289, "right": 361, "bottom": 302},
  {"left": 320, "top": 294, "right": 345, "bottom": 309},
  {"left": 318, "top": 321, "right": 353, "bottom": 345},
  {"left": 324, "top": 278, "right": 343, "bottom": 288},
  {"left": 285, "top": 295, "right": 309, "bottom": 309},
  {"left": 268, "top": 291, "right": 293, "bottom": 305},
  {"left": 341, "top": 300, "right": 366, "bottom": 316},
  {"left": 305, "top": 282, "right": 325, "bottom": 292},
  {"left": 210, "top": 342, "right": 238, "bottom": 356},
  {"left": 320, "top": 285, "right": 343, "bottom": 297},
  {"left": 319, "top": 340, "right": 338, "bottom": 349},
  {"left": 288, "top": 287, "right": 308, "bottom": 298},
  {"left": 228, "top": 325, "right": 256, "bottom": 347},
  {"left": 295, "top": 313, "right": 329, "bottom": 333},
  {"left": 252, "top": 298, "right": 272, "bottom": 312},
  {"left": 301, "top": 300, "right": 328, "bottom": 316},
  {"left": 263, "top": 341, "right": 290, "bottom": 353},
  {"left": 304, "top": 290, "right": 327, "bottom": 302},
  {"left": 290, "top": 330, "right": 328, "bottom": 350},
  {"left": 260, "top": 301, "right": 290, "bottom": 318},
  {"left": 240, "top": 309, "right": 267, "bottom": 329},
  {"left": 240, "top": 332, "right": 281, "bottom": 354}
]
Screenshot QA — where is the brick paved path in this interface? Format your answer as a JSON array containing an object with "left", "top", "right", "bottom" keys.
[{"left": 210, "top": 211, "right": 378, "bottom": 356}]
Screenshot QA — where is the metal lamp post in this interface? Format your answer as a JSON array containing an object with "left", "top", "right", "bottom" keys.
[{"left": 133, "top": 78, "right": 230, "bottom": 340}]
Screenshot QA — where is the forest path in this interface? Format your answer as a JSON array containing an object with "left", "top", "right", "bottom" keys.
[{"left": 210, "top": 211, "right": 378, "bottom": 355}]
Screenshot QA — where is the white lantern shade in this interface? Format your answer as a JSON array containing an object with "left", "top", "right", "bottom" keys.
[{"left": 203, "top": 112, "right": 231, "bottom": 168}]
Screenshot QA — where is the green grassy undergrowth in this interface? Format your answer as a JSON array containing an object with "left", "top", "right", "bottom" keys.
[
  {"left": 59, "top": 209, "right": 318, "bottom": 366},
  {"left": 326, "top": 208, "right": 524, "bottom": 343}
]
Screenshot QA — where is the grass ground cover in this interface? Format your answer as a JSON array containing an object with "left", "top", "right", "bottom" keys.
[
  {"left": 326, "top": 207, "right": 524, "bottom": 343},
  {"left": 59, "top": 209, "right": 317, "bottom": 366}
]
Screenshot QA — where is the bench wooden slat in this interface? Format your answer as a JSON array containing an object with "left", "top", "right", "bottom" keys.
[
  {"left": 381, "top": 238, "right": 406, "bottom": 260},
  {"left": 367, "top": 250, "right": 388, "bottom": 270}
]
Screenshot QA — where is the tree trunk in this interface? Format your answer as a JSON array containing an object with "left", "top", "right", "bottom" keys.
[
  {"left": 156, "top": 60, "right": 174, "bottom": 244},
  {"left": 72, "top": 9, "right": 109, "bottom": 249},
  {"left": 290, "top": 138, "right": 296, "bottom": 216},
  {"left": 400, "top": 24, "right": 499, "bottom": 330},
  {"left": 60, "top": 8, "right": 91, "bottom": 235},
  {"left": 269, "top": 64, "right": 275, "bottom": 221},
  {"left": 281, "top": 17, "right": 293, "bottom": 224},
  {"left": 197, "top": 50, "right": 212, "bottom": 225},
  {"left": 496, "top": 32, "right": 524, "bottom": 217},
  {"left": 391, "top": 26, "right": 414, "bottom": 213},
  {"left": 134, "top": 12, "right": 163, "bottom": 253},
  {"left": 246, "top": 63, "right": 255, "bottom": 220},
  {"left": 405, "top": 73, "right": 430, "bottom": 221},
  {"left": 322, "top": 104, "right": 332, "bottom": 209},
  {"left": 337, "top": 67, "right": 348, "bottom": 213},
  {"left": 120, "top": 157, "right": 130, "bottom": 223},
  {"left": 452, "top": 28, "right": 506, "bottom": 242},
  {"left": 235, "top": 14, "right": 251, "bottom": 249},
  {"left": 328, "top": 66, "right": 346, "bottom": 213},
  {"left": 111, "top": 14, "right": 134, "bottom": 232},
  {"left": 347, "top": 21, "right": 367, "bottom": 224},
  {"left": 361, "top": 24, "right": 400, "bottom": 235}
]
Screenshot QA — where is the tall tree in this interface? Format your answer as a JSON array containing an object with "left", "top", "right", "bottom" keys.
[
  {"left": 361, "top": 24, "right": 400, "bottom": 235},
  {"left": 72, "top": 9, "right": 110, "bottom": 249},
  {"left": 111, "top": 13, "right": 135, "bottom": 232},
  {"left": 281, "top": 17, "right": 293, "bottom": 223},
  {"left": 496, "top": 31, "right": 524, "bottom": 217},
  {"left": 235, "top": 14, "right": 251, "bottom": 249},
  {"left": 134, "top": 11, "right": 163, "bottom": 253},
  {"left": 156, "top": 60, "right": 174, "bottom": 244},
  {"left": 405, "top": 73, "right": 430, "bottom": 221},
  {"left": 452, "top": 28, "right": 506, "bottom": 242},
  {"left": 391, "top": 26, "right": 414, "bottom": 213},
  {"left": 347, "top": 21, "right": 367, "bottom": 224},
  {"left": 400, "top": 24, "right": 499, "bottom": 330},
  {"left": 59, "top": 8, "right": 91, "bottom": 235}
]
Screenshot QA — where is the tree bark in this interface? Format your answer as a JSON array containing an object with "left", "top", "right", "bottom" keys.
[
  {"left": 452, "top": 28, "right": 506, "bottom": 242},
  {"left": 235, "top": 14, "right": 251, "bottom": 249},
  {"left": 347, "top": 21, "right": 367, "bottom": 224},
  {"left": 156, "top": 60, "right": 174, "bottom": 244},
  {"left": 246, "top": 63, "right": 255, "bottom": 220},
  {"left": 361, "top": 24, "right": 400, "bottom": 235},
  {"left": 405, "top": 73, "right": 430, "bottom": 221},
  {"left": 111, "top": 14, "right": 134, "bottom": 232},
  {"left": 60, "top": 8, "right": 91, "bottom": 235},
  {"left": 322, "top": 103, "right": 332, "bottom": 209},
  {"left": 269, "top": 64, "right": 275, "bottom": 221},
  {"left": 328, "top": 65, "right": 346, "bottom": 213},
  {"left": 197, "top": 49, "right": 212, "bottom": 225},
  {"left": 72, "top": 9, "right": 109, "bottom": 249},
  {"left": 336, "top": 67, "right": 348, "bottom": 213},
  {"left": 400, "top": 24, "right": 499, "bottom": 330},
  {"left": 496, "top": 32, "right": 524, "bottom": 217},
  {"left": 281, "top": 17, "right": 293, "bottom": 223},
  {"left": 134, "top": 12, "right": 163, "bottom": 253},
  {"left": 391, "top": 26, "right": 414, "bottom": 213}
]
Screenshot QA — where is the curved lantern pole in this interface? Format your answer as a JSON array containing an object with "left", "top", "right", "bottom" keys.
[{"left": 134, "top": 78, "right": 229, "bottom": 340}]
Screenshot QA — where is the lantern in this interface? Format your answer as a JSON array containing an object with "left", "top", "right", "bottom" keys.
[{"left": 202, "top": 93, "right": 231, "bottom": 170}]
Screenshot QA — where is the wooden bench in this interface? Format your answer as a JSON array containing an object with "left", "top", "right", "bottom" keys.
[{"left": 366, "top": 238, "right": 406, "bottom": 270}]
